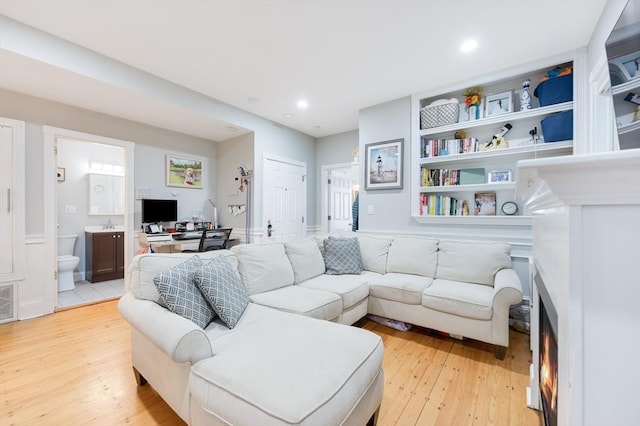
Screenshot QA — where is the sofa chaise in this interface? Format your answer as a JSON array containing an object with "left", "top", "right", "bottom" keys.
[{"left": 118, "top": 232, "right": 522, "bottom": 425}]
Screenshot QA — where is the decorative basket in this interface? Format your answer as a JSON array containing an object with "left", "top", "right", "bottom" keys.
[{"left": 420, "top": 98, "right": 460, "bottom": 129}]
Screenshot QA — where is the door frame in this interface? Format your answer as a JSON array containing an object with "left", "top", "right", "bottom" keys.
[
  {"left": 320, "top": 162, "right": 353, "bottom": 233},
  {"left": 262, "top": 153, "right": 307, "bottom": 242},
  {"left": 43, "top": 126, "right": 134, "bottom": 312}
]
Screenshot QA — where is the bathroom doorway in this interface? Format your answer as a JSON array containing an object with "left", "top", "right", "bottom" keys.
[
  {"left": 56, "top": 138, "right": 126, "bottom": 309},
  {"left": 43, "top": 127, "right": 134, "bottom": 313}
]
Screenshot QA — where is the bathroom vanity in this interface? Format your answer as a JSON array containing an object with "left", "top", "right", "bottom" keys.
[{"left": 85, "top": 227, "right": 125, "bottom": 283}]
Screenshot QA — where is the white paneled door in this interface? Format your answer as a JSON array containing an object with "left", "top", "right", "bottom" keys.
[
  {"left": 263, "top": 156, "right": 305, "bottom": 242},
  {"left": 328, "top": 167, "right": 352, "bottom": 232}
]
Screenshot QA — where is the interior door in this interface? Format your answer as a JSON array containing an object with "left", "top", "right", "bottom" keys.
[
  {"left": 328, "top": 167, "right": 352, "bottom": 232},
  {"left": 263, "top": 157, "right": 304, "bottom": 242}
]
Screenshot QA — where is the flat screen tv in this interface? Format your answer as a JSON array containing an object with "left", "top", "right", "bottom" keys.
[{"left": 141, "top": 199, "right": 177, "bottom": 224}]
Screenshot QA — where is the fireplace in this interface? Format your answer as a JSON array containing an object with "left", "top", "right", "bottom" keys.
[{"left": 535, "top": 273, "right": 558, "bottom": 426}]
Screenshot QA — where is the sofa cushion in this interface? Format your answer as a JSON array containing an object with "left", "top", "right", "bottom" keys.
[
  {"left": 232, "top": 243, "right": 295, "bottom": 295},
  {"left": 152, "top": 256, "right": 215, "bottom": 328},
  {"left": 130, "top": 250, "right": 238, "bottom": 306},
  {"left": 386, "top": 235, "right": 439, "bottom": 277},
  {"left": 249, "top": 286, "right": 343, "bottom": 321},
  {"left": 356, "top": 233, "right": 393, "bottom": 274},
  {"left": 284, "top": 238, "right": 326, "bottom": 284},
  {"left": 436, "top": 240, "right": 511, "bottom": 286},
  {"left": 194, "top": 256, "right": 248, "bottom": 329},
  {"left": 368, "top": 272, "right": 434, "bottom": 305},
  {"left": 323, "top": 237, "right": 363, "bottom": 275},
  {"left": 299, "top": 274, "right": 369, "bottom": 309},
  {"left": 190, "top": 304, "right": 383, "bottom": 425},
  {"left": 422, "top": 278, "right": 494, "bottom": 320}
]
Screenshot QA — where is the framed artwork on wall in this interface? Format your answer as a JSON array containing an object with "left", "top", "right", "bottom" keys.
[
  {"left": 166, "top": 155, "right": 203, "bottom": 189},
  {"left": 364, "top": 138, "right": 403, "bottom": 190}
]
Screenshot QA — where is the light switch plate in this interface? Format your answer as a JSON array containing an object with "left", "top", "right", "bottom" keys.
[{"left": 367, "top": 205, "right": 374, "bottom": 215}]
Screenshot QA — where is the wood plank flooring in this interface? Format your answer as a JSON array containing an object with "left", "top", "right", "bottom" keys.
[{"left": 0, "top": 300, "right": 541, "bottom": 426}]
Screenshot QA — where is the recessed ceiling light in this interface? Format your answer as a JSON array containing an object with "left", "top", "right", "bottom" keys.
[
  {"left": 311, "top": 125, "right": 321, "bottom": 129},
  {"left": 460, "top": 39, "right": 478, "bottom": 52},
  {"left": 283, "top": 113, "right": 294, "bottom": 118},
  {"left": 296, "top": 99, "right": 308, "bottom": 109}
]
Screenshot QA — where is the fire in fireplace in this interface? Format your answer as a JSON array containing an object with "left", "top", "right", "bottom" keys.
[{"left": 539, "top": 292, "right": 558, "bottom": 426}]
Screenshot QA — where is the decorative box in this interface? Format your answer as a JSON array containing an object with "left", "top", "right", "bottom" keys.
[
  {"left": 420, "top": 98, "right": 460, "bottom": 129},
  {"left": 534, "top": 74, "right": 573, "bottom": 107},
  {"left": 541, "top": 110, "right": 573, "bottom": 142}
]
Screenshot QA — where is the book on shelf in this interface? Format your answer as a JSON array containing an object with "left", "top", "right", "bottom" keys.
[
  {"left": 420, "top": 167, "right": 485, "bottom": 187},
  {"left": 419, "top": 194, "right": 464, "bottom": 216},
  {"left": 420, "top": 137, "right": 479, "bottom": 158}
]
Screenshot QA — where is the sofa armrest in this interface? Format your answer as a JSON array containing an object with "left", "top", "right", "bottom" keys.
[
  {"left": 492, "top": 268, "right": 523, "bottom": 305},
  {"left": 118, "top": 293, "right": 213, "bottom": 364}
]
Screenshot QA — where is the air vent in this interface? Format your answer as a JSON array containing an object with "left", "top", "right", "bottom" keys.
[{"left": 0, "top": 283, "right": 17, "bottom": 323}]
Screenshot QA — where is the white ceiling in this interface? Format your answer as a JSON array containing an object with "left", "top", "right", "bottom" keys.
[{"left": 0, "top": 1, "right": 607, "bottom": 141}]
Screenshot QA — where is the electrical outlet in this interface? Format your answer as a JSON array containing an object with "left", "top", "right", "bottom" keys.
[{"left": 64, "top": 205, "right": 76, "bottom": 213}]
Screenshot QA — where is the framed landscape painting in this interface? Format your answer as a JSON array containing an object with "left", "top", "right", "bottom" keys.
[
  {"left": 166, "top": 155, "right": 203, "bottom": 189},
  {"left": 365, "top": 138, "right": 403, "bottom": 190}
]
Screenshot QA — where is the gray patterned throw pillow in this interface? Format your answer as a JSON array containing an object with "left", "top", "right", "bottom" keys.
[
  {"left": 194, "top": 255, "right": 249, "bottom": 329},
  {"left": 153, "top": 255, "right": 215, "bottom": 329},
  {"left": 323, "top": 236, "right": 363, "bottom": 275}
]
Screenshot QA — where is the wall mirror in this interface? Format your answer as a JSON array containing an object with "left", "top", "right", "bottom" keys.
[{"left": 89, "top": 173, "right": 124, "bottom": 215}]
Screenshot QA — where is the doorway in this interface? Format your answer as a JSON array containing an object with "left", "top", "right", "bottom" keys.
[
  {"left": 43, "top": 126, "right": 134, "bottom": 313},
  {"left": 262, "top": 154, "right": 306, "bottom": 242},
  {"left": 321, "top": 162, "right": 359, "bottom": 233}
]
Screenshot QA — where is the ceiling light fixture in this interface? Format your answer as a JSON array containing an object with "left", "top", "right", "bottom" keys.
[
  {"left": 283, "top": 113, "right": 294, "bottom": 118},
  {"left": 226, "top": 126, "right": 239, "bottom": 132},
  {"left": 460, "top": 39, "right": 478, "bottom": 52},
  {"left": 296, "top": 99, "right": 308, "bottom": 109}
]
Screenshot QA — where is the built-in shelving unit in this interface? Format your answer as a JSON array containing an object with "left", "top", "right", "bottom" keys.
[{"left": 411, "top": 57, "right": 576, "bottom": 222}]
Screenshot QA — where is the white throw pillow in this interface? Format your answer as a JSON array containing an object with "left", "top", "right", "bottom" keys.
[
  {"left": 356, "top": 233, "right": 393, "bottom": 274},
  {"left": 285, "top": 238, "right": 326, "bottom": 284},
  {"left": 232, "top": 243, "right": 295, "bottom": 295},
  {"left": 436, "top": 240, "right": 511, "bottom": 286},
  {"left": 387, "top": 235, "right": 439, "bottom": 277}
]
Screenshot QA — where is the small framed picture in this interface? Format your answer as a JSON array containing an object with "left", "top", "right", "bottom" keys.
[
  {"left": 56, "top": 167, "right": 65, "bottom": 182},
  {"left": 474, "top": 192, "right": 496, "bottom": 216},
  {"left": 488, "top": 169, "right": 512, "bottom": 183},
  {"left": 485, "top": 91, "right": 513, "bottom": 117},
  {"left": 364, "top": 138, "right": 403, "bottom": 190}
]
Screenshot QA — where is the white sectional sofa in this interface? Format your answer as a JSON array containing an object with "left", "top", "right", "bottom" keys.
[{"left": 118, "top": 232, "right": 522, "bottom": 425}]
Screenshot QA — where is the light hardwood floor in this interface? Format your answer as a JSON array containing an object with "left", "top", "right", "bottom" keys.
[{"left": 0, "top": 300, "right": 541, "bottom": 426}]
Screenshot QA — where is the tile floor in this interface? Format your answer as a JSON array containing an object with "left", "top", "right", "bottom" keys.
[{"left": 57, "top": 279, "right": 125, "bottom": 308}]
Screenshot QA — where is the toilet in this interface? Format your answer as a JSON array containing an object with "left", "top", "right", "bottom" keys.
[{"left": 58, "top": 234, "right": 80, "bottom": 292}]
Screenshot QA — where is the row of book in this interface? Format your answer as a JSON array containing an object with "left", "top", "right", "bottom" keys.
[
  {"left": 420, "top": 137, "right": 480, "bottom": 158},
  {"left": 418, "top": 194, "right": 468, "bottom": 216},
  {"left": 420, "top": 167, "right": 485, "bottom": 187}
]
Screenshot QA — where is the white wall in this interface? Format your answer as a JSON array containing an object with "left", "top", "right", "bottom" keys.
[
  {"left": 216, "top": 133, "right": 255, "bottom": 238},
  {"left": 316, "top": 130, "right": 359, "bottom": 228}
]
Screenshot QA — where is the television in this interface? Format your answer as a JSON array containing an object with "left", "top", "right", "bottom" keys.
[{"left": 141, "top": 199, "right": 178, "bottom": 224}]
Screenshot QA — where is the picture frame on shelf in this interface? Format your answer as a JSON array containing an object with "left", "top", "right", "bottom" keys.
[
  {"left": 474, "top": 192, "right": 496, "bottom": 216},
  {"left": 166, "top": 155, "right": 203, "bottom": 189},
  {"left": 485, "top": 91, "right": 513, "bottom": 117},
  {"left": 365, "top": 138, "right": 403, "bottom": 190},
  {"left": 487, "top": 169, "right": 512, "bottom": 183}
]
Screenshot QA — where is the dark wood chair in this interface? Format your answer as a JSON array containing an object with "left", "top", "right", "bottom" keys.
[{"left": 197, "top": 228, "right": 233, "bottom": 252}]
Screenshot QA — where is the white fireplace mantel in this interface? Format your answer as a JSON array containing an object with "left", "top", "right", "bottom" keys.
[{"left": 516, "top": 149, "right": 640, "bottom": 426}]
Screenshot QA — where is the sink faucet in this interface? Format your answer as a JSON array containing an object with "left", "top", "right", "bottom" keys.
[{"left": 104, "top": 219, "right": 114, "bottom": 230}]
